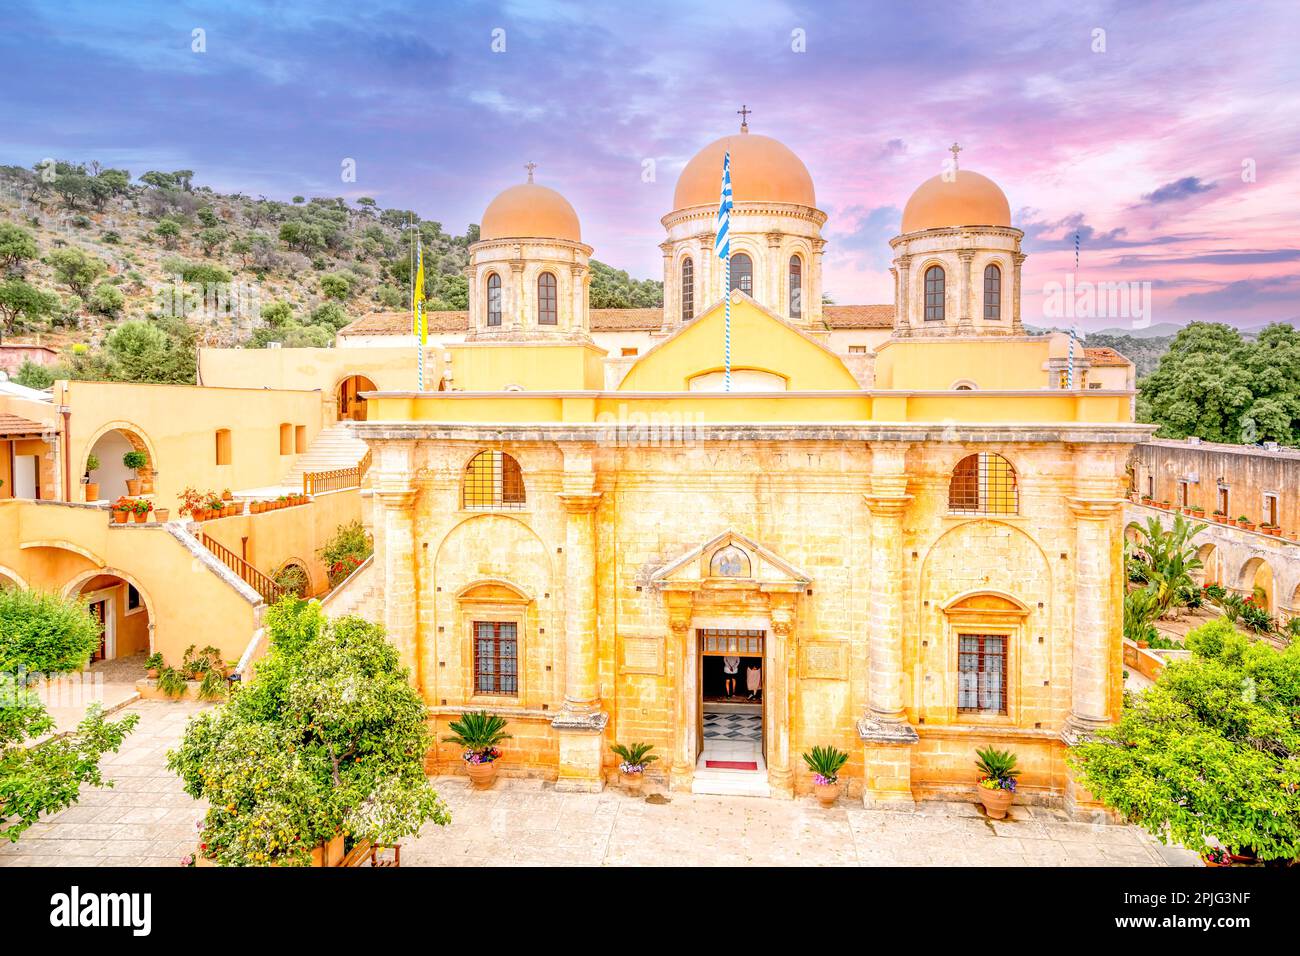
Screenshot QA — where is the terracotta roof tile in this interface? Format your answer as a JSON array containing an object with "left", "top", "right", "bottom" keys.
[
  {"left": 1084, "top": 346, "right": 1131, "bottom": 367},
  {"left": 0, "top": 413, "right": 47, "bottom": 437},
  {"left": 822, "top": 304, "right": 894, "bottom": 328}
]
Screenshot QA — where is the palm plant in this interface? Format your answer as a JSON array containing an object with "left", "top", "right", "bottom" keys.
[
  {"left": 1133, "top": 515, "right": 1206, "bottom": 618},
  {"left": 611, "top": 742, "right": 658, "bottom": 773},
  {"left": 1123, "top": 587, "right": 1160, "bottom": 646},
  {"left": 443, "top": 711, "right": 511, "bottom": 758},
  {"left": 801, "top": 745, "right": 849, "bottom": 784},
  {"left": 974, "top": 746, "right": 1020, "bottom": 791}
]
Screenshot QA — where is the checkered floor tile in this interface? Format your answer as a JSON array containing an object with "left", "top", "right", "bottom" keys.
[{"left": 703, "top": 712, "right": 762, "bottom": 741}]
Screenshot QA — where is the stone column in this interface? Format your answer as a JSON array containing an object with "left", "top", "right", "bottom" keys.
[
  {"left": 698, "top": 234, "right": 714, "bottom": 307},
  {"left": 509, "top": 256, "right": 525, "bottom": 331},
  {"left": 374, "top": 442, "right": 420, "bottom": 681},
  {"left": 1011, "top": 252, "right": 1026, "bottom": 333},
  {"left": 660, "top": 240, "right": 676, "bottom": 327},
  {"left": 857, "top": 443, "right": 919, "bottom": 805},
  {"left": 569, "top": 264, "right": 586, "bottom": 335},
  {"left": 809, "top": 238, "right": 826, "bottom": 327},
  {"left": 957, "top": 248, "right": 975, "bottom": 332},
  {"left": 766, "top": 232, "right": 782, "bottom": 315},
  {"left": 894, "top": 254, "right": 911, "bottom": 336},
  {"left": 551, "top": 446, "right": 607, "bottom": 791},
  {"left": 667, "top": 601, "right": 695, "bottom": 792},
  {"left": 765, "top": 595, "right": 795, "bottom": 796}
]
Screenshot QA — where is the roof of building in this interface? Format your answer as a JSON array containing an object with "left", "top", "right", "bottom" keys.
[
  {"left": 479, "top": 182, "right": 582, "bottom": 243},
  {"left": 0, "top": 412, "right": 48, "bottom": 436},
  {"left": 901, "top": 169, "right": 1011, "bottom": 233},
  {"left": 1084, "top": 346, "right": 1131, "bottom": 367},
  {"left": 673, "top": 130, "right": 816, "bottom": 210},
  {"left": 340, "top": 304, "right": 895, "bottom": 338},
  {"left": 0, "top": 343, "right": 58, "bottom": 354}
]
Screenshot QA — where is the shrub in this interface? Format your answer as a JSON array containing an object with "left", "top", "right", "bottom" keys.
[
  {"left": 321, "top": 520, "right": 372, "bottom": 587},
  {"left": 0, "top": 588, "right": 101, "bottom": 674},
  {"left": 611, "top": 742, "right": 658, "bottom": 774},
  {"left": 801, "top": 745, "right": 849, "bottom": 784}
]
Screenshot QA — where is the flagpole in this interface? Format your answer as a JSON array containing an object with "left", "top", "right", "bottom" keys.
[
  {"left": 1067, "top": 231, "right": 1079, "bottom": 389},
  {"left": 724, "top": 257, "right": 731, "bottom": 391},
  {"left": 416, "top": 231, "right": 424, "bottom": 392}
]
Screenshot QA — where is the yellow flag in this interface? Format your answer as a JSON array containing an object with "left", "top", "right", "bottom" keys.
[{"left": 412, "top": 245, "right": 426, "bottom": 344}]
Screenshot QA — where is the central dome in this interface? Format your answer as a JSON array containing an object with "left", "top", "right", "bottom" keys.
[
  {"left": 901, "top": 170, "right": 1010, "bottom": 233},
  {"left": 673, "top": 132, "right": 816, "bottom": 210},
  {"left": 480, "top": 182, "right": 581, "bottom": 242}
]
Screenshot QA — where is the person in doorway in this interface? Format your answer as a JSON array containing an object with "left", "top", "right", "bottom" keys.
[
  {"left": 746, "top": 662, "right": 762, "bottom": 701},
  {"left": 722, "top": 655, "right": 740, "bottom": 698}
]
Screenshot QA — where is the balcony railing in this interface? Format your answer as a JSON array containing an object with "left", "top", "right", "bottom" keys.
[
  {"left": 302, "top": 449, "right": 372, "bottom": 496},
  {"left": 200, "top": 532, "right": 284, "bottom": 605}
]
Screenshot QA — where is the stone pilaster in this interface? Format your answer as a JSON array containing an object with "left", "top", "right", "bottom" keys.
[
  {"left": 765, "top": 596, "right": 795, "bottom": 797},
  {"left": 894, "top": 254, "right": 912, "bottom": 337},
  {"left": 809, "top": 238, "right": 826, "bottom": 327},
  {"left": 551, "top": 450, "right": 606, "bottom": 792},
  {"left": 858, "top": 445, "right": 919, "bottom": 805},
  {"left": 1011, "top": 252, "right": 1026, "bottom": 333},
  {"left": 509, "top": 256, "right": 525, "bottom": 331},
  {"left": 376, "top": 488, "right": 419, "bottom": 680},
  {"left": 667, "top": 603, "right": 695, "bottom": 792},
  {"left": 698, "top": 234, "right": 714, "bottom": 307},
  {"left": 957, "top": 248, "right": 975, "bottom": 331},
  {"left": 766, "top": 232, "right": 782, "bottom": 316},
  {"left": 659, "top": 240, "right": 676, "bottom": 327}
]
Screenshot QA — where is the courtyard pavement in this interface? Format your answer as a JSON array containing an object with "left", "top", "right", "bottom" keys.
[{"left": 0, "top": 699, "right": 1202, "bottom": 868}]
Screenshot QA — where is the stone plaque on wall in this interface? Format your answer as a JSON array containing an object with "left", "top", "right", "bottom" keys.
[
  {"left": 799, "top": 641, "right": 848, "bottom": 680},
  {"left": 620, "top": 634, "right": 664, "bottom": 676}
]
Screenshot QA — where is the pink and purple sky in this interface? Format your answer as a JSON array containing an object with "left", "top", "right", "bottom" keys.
[{"left": 4, "top": 0, "right": 1298, "bottom": 331}]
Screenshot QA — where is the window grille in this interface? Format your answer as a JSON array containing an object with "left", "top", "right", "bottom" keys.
[
  {"left": 730, "top": 253, "right": 753, "bottom": 295},
  {"left": 681, "top": 257, "right": 694, "bottom": 321},
  {"left": 983, "top": 264, "right": 1001, "bottom": 320},
  {"left": 463, "top": 450, "right": 526, "bottom": 510},
  {"left": 924, "top": 265, "right": 945, "bottom": 321},
  {"left": 474, "top": 621, "right": 518, "bottom": 695},
  {"left": 948, "top": 453, "right": 1018, "bottom": 514},
  {"left": 699, "top": 628, "right": 764, "bottom": 656},
  {"left": 958, "top": 634, "right": 1007, "bottom": 714},
  {"left": 537, "top": 272, "right": 557, "bottom": 325},
  {"left": 487, "top": 273, "right": 502, "bottom": 326}
]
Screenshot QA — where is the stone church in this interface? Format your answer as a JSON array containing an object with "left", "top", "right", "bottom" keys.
[{"left": 351, "top": 119, "right": 1146, "bottom": 809}]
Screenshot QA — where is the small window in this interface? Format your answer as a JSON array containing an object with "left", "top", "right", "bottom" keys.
[
  {"left": 788, "top": 255, "right": 802, "bottom": 317},
  {"left": 1178, "top": 480, "right": 1190, "bottom": 507},
  {"left": 924, "top": 265, "right": 945, "bottom": 321},
  {"left": 848, "top": 345, "right": 868, "bottom": 354},
  {"left": 295, "top": 425, "right": 307, "bottom": 454},
  {"left": 537, "top": 272, "right": 557, "bottom": 325},
  {"left": 709, "top": 545, "right": 751, "bottom": 578},
  {"left": 681, "top": 257, "right": 695, "bottom": 321},
  {"left": 958, "top": 634, "right": 1007, "bottom": 715},
  {"left": 620, "top": 347, "right": 638, "bottom": 357},
  {"left": 1217, "top": 486, "right": 1229, "bottom": 515},
  {"left": 474, "top": 621, "right": 518, "bottom": 696},
  {"left": 279, "top": 423, "right": 293, "bottom": 456},
  {"left": 127, "top": 585, "right": 142, "bottom": 612},
  {"left": 949, "top": 453, "right": 1018, "bottom": 515},
  {"left": 1264, "top": 493, "right": 1279, "bottom": 526},
  {"left": 983, "top": 264, "right": 1001, "bottom": 320},
  {"left": 486, "top": 273, "right": 502, "bottom": 327},
  {"left": 463, "top": 450, "right": 526, "bottom": 510},
  {"left": 1148, "top": 476, "right": 1155, "bottom": 500},
  {"left": 730, "top": 252, "right": 753, "bottom": 295},
  {"left": 215, "top": 429, "right": 232, "bottom": 466}
]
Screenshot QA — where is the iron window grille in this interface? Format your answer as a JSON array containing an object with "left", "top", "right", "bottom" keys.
[
  {"left": 958, "top": 634, "right": 1007, "bottom": 714},
  {"left": 474, "top": 621, "right": 518, "bottom": 695},
  {"left": 463, "top": 450, "right": 526, "bottom": 510},
  {"left": 681, "top": 257, "right": 694, "bottom": 321},
  {"left": 948, "top": 453, "right": 1019, "bottom": 514}
]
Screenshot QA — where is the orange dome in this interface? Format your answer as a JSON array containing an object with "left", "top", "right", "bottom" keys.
[
  {"left": 480, "top": 182, "right": 581, "bottom": 242},
  {"left": 900, "top": 170, "right": 1011, "bottom": 232},
  {"left": 673, "top": 132, "right": 816, "bottom": 210}
]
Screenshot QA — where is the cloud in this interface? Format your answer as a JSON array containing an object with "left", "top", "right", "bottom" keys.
[
  {"left": 1141, "top": 177, "right": 1217, "bottom": 204},
  {"left": 1172, "top": 276, "right": 1300, "bottom": 313}
]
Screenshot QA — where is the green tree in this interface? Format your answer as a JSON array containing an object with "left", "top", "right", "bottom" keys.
[
  {"left": 11, "top": 358, "right": 55, "bottom": 389},
  {"left": 154, "top": 218, "right": 181, "bottom": 249},
  {"left": 198, "top": 227, "right": 226, "bottom": 255},
  {"left": 1069, "top": 619, "right": 1300, "bottom": 861},
  {"left": 0, "top": 588, "right": 139, "bottom": 842},
  {"left": 0, "top": 279, "right": 58, "bottom": 336},
  {"left": 46, "top": 247, "right": 106, "bottom": 296},
  {"left": 0, "top": 223, "right": 39, "bottom": 269},
  {"left": 319, "top": 272, "right": 350, "bottom": 300},
  {"left": 87, "top": 281, "right": 125, "bottom": 318},
  {"left": 167, "top": 601, "right": 449, "bottom": 865}
]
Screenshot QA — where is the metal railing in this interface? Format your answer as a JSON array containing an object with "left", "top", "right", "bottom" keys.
[
  {"left": 302, "top": 449, "right": 372, "bottom": 496},
  {"left": 200, "top": 532, "right": 284, "bottom": 605}
]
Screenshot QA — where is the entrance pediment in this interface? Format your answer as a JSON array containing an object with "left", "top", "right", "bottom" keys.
[{"left": 650, "top": 530, "right": 810, "bottom": 593}]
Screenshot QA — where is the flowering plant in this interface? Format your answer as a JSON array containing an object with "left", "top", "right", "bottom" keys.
[
  {"left": 611, "top": 742, "right": 658, "bottom": 774},
  {"left": 462, "top": 747, "right": 501, "bottom": 765},
  {"left": 801, "top": 744, "right": 849, "bottom": 785},
  {"left": 1202, "top": 846, "right": 1231, "bottom": 865},
  {"left": 443, "top": 711, "right": 511, "bottom": 765},
  {"left": 975, "top": 746, "right": 1020, "bottom": 791}
]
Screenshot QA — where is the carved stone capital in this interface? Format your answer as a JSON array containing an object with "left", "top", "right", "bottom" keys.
[
  {"left": 1066, "top": 497, "right": 1124, "bottom": 520},
  {"left": 557, "top": 491, "right": 601, "bottom": 514},
  {"left": 551, "top": 709, "right": 609, "bottom": 733},
  {"left": 863, "top": 493, "right": 913, "bottom": 518}
]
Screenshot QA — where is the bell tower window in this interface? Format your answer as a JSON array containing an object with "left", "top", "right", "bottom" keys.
[
  {"left": 788, "top": 255, "right": 802, "bottom": 317},
  {"left": 984, "top": 264, "right": 1002, "bottom": 320},
  {"left": 486, "top": 272, "right": 502, "bottom": 327},
  {"left": 537, "top": 272, "right": 557, "bottom": 325},
  {"left": 924, "top": 265, "right": 945, "bottom": 321},
  {"left": 681, "top": 257, "right": 695, "bottom": 321},
  {"left": 730, "top": 252, "right": 753, "bottom": 295}
]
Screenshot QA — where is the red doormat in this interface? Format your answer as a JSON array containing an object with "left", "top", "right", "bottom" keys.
[{"left": 705, "top": 760, "right": 759, "bottom": 770}]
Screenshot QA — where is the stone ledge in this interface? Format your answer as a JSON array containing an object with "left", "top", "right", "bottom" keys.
[
  {"left": 857, "top": 714, "right": 920, "bottom": 744},
  {"left": 550, "top": 710, "right": 610, "bottom": 733}
]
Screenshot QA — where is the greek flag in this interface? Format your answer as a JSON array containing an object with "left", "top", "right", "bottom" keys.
[{"left": 714, "top": 151, "right": 732, "bottom": 260}]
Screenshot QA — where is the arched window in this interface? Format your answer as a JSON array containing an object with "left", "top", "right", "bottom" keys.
[
  {"left": 948, "top": 453, "right": 1018, "bottom": 515},
  {"left": 984, "top": 264, "right": 1002, "bottom": 320},
  {"left": 681, "top": 257, "right": 695, "bottom": 321},
  {"left": 463, "top": 450, "right": 526, "bottom": 510},
  {"left": 730, "top": 252, "right": 753, "bottom": 295},
  {"left": 486, "top": 273, "right": 502, "bottom": 327},
  {"left": 788, "top": 254, "right": 802, "bottom": 317},
  {"left": 537, "top": 272, "right": 557, "bottom": 325},
  {"left": 924, "top": 265, "right": 945, "bottom": 321}
]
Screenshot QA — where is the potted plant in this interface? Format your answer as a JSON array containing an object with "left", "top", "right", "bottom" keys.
[
  {"left": 145, "top": 652, "right": 164, "bottom": 679},
  {"left": 156, "top": 666, "right": 188, "bottom": 699},
  {"left": 802, "top": 744, "right": 850, "bottom": 807},
  {"left": 155, "top": 506, "right": 170, "bottom": 522},
  {"left": 611, "top": 742, "right": 658, "bottom": 793},
  {"left": 1201, "top": 846, "right": 1231, "bottom": 867},
  {"left": 122, "top": 450, "right": 148, "bottom": 496},
  {"left": 221, "top": 488, "right": 233, "bottom": 501},
  {"left": 974, "top": 746, "right": 1020, "bottom": 819},
  {"left": 83, "top": 453, "right": 101, "bottom": 502},
  {"left": 1212, "top": 509, "right": 1225, "bottom": 523},
  {"left": 111, "top": 497, "right": 132, "bottom": 524},
  {"left": 1237, "top": 515, "right": 1254, "bottom": 531},
  {"left": 132, "top": 497, "right": 153, "bottom": 523},
  {"left": 442, "top": 711, "right": 511, "bottom": 790}
]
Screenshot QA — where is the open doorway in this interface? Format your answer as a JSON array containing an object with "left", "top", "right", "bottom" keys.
[
  {"left": 697, "top": 628, "right": 765, "bottom": 773},
  {"left": 338, "top": 375, "right": 377, "bottom": 421}
]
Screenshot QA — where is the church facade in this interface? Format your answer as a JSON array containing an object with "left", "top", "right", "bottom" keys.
[{"left": 352, "top": 121, "right": 1147, "bottom": 810}]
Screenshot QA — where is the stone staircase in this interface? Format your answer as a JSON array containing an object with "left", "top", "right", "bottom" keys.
[
  {"left": 320, "top": 558, "right": 383, "bottom": 622},
  {"left": 283, "top": 423, "right": 371, "bottom": 489},
  {"left": 690, "top": 765, "right": 772, "bottom": 798}
]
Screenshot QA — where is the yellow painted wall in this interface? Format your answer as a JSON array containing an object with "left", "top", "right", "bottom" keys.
[
  {"left": 446, "top": 342, "right": 607, "bottom": 391},
  {"left": 56, "top": 381, "right": 323, "bottom": 511},
  {"left": 618, "top": 298, "right": 860, "bottom": 391},
  {"left": 874, "top": 338, "right": 1051, "bottom": 390},
  {"left": 0, "top": 500, "right": 261, "bottom": 664}
]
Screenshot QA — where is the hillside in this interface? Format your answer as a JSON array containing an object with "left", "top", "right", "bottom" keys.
[{"left": 0, "top": 161, "right": 661, "bottom": 384}]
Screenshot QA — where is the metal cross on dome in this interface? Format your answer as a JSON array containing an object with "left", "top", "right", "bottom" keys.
[
  {"left": 949, "top": 142, "right": 962, "bottom": 169},
  {"left": 737, "top": 104, "right": 751, "bottom": 131},
  {"left": 524, "top": 161, "right": 537, "bottom": 182}
]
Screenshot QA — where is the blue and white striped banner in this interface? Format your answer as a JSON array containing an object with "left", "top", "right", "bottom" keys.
[{"left": 716, "top": 151, "right": 733, "bottom": 390}]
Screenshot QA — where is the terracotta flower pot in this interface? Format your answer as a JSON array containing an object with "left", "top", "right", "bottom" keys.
[
  {"left": 133, "top": 511, "right": 148, "bottom": 523},
  {"left": 465, "top": 760, "right": 498, "bottom": 790},
  {"left": 235, "top": 501, "right": 245, "bottom": 514},
  {"left": 146, "top": 667, "right": 159, "bottom": 679},
  {"left": 814, "top": 781, "right": 841, "bottom": 807},
  {"left": 140, "top": 479, "right": 154, "bottom": 494},
  {"left": 978, "top": 785, "right": 1013, "bottom": 820},
  {"left": 84, "top": 482, "right": 100, "bottom": 502},
  {"left": 155, "top": 508, "right": 169, "bottom": 522},
  {"left": 112, "top": 511, "right": 128, "bottom": 524},
  {"left": 125, "top": 478, "right": 141, "bottom": 496},
  {"left": 620, "top": 771, "right": 644, "bottom": 794}
]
